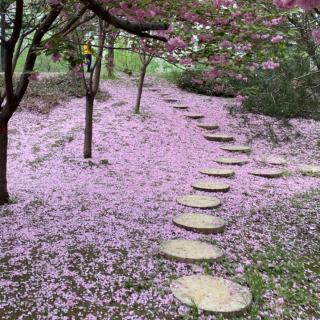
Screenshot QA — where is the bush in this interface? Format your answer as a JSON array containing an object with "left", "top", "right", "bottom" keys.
[
  {"left": 242, "top": 56, "right": 320, "bottom": 119},
  {"left": 0, "top": 73, "right": 90, "bottom": 114},
  {"left": 177, "top": 68, "right": 241, "bottom": 97}
]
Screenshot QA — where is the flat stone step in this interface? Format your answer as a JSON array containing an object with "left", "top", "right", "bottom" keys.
[
  {"left": 160, "top": 240, "right": 223, "bottom": 263},
  {"left": 173, "top": 105, "right": 188, "bottom": 109},
  {"left": 185, "top": 113, "right": 204, "bottom": 119},
  {"left": 249, "top": 168, "right": 285, "bottom": 178},
  {"left": 171, "top": 275, "right": 252, "bottom": 315},
  {"left": 173, "top": 213, "right": 226, "bottom": 234},
  {"left": 300, "top": 165, "right": 320, "bottom": 177},
  {"left": 199, "top": 168, "right": 235, "bottom": 177},
  {"left": 215, "top": 157, "right": 249, "bottom": 166},
  {"left": 256, "top": 156, "right": 287, "bottom": 165},
  {"left": 204, "top": 134, "right": 234, "bottom": 142},
  {"left": 177, "top": 195, "right": 221, "bottom": 209},
  {"left": 192, "top": 181, "right": 230, "bottom": 192},
  {"left": 198, "top": 123, "right": 219, "bottom": 130},
  {"left": 221, "top": 145, "right": 251, "bottom": 153},
  {"left": 164, "top": 99, "right": 179, "bottom": 103}
]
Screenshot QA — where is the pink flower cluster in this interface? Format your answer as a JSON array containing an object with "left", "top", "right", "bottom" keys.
[
  {"left": 261, "top": 59, "right": 280, "bottom": 70},
  {"left": 271, "top": 35, "right": 284, "bottom": 43},
  {"left": 166, "top": 37, "right": 187, "bottom": 52},
  {"left": 274, "top": 0, "right": 320, "bottom": 9},
  {"left": 311, "top": 29, "right": 320, "bottom": 42},
  {"left": 48, "top": 0, "right": 60, "bottom": 6}
]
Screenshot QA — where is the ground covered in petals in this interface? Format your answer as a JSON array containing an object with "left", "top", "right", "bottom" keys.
[{"left": 0, "top": 76, "right": 319, "bottom": 319}]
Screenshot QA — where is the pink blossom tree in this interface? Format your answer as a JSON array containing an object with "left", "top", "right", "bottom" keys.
[{"left": 0, "top": 0, "right": 169, "bottom": 203}]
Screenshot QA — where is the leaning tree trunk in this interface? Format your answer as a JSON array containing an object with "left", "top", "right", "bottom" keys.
[
  {"left": 134, "top": 63, "right": 147, "bottom": 114},
  {"left": 83, "top": 92, "right": 94, "bottom": 158},
  {"left": 0, "top": 119, "right": 9, "bottom": 203}
]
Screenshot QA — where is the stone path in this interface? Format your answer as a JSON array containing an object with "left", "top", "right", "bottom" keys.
[
  {"left": 221, "top": 145, "right": 251, "bottom": 153},
  {"left": 191, "top": 180, "right": 230, "bottom": 192},
  {"left": 197, "top": 123, "right": 219, "bottom": 130},
  {"left": 185, "top": 113, "right": 204, "bottom": 119},
  {"left": 177, "top": 194, "right": 221, "bottom": 209},
  {"left": 157, "top": 90, "right": 318, "bottom": 317},
  {"left": 215, "top": 156, "right": 249, "bottom": 165},
  {"left": 204, "top": 133, "right": 234, "bottom": 142},
  {"left": 173, "top": 213, "right": 225, "bottom": 234}
]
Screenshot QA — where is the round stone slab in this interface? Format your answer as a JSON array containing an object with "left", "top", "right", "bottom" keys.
[
  {"left": 256, "top": 156, "right": 287, "bottom": 165},
  {"left": 173, "top": 105, "right": 188, "bottom": 109},
  {"left": 249, "top": 168, "right": 285, "bottom": 178},
  {"left": 300, "top": 165, "right": 320, "bottom": 177},
  {"left": 160, "top": 240, "right": 223, "bottom": 262},
  {"left": 192, "top": 181, "right": 230, "bottom": 192},
  {"left": 173, "top": 213, "right": 226, "bottom": 234},
  {"left": 171, "top": 275, "right": 252, "bottom": 315},
  {"left": 204, "top": 134, "right": 234, "bottom": 142},
  {"left": 220, "top": 145, "right": 251, "bottom": 153},
  {"left": 185, "top": 113, "right": 204, "bottom": 119},
  {"left": 215, "top": 157, "right": 249, "bottom": 166},
  {"left": 198, "top": 123, "right": 219, "bottom": 130},
  {"left": 200, "top": 168, "right": 235, "bottom": 177},
  {"left": 177, "top": 195, "right": 221, "bottom": 209}
]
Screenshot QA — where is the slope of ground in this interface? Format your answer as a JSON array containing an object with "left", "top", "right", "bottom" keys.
[{"left": 0, "top": 76, "right": 319, "bottom": 319}]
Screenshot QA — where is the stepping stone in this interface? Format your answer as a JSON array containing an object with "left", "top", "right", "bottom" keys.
[
  {"left": 256, "top": 156, "right": 287, "bottom": 165},
  {"left": 171, "top": 275, "right": 252, "bottom": 315},
  {"left": 220, "top": 145, "right": 251, "bottom": 153},
  {"left": 160, "top": 240, "right": 223, "bottom": 263},
  {"left": 200, "top": 168, "right": 235, "bottom": 177},
  {"left": 177, "top": 195, "right": 221, "bottom": 209},
  {"left": 198, "top": 123, "right": 219, "bottom": 130},
  {"left": 173, "top": 105, "right": 188, "bottom": 109},
  {"left": 215, "top": 157, "right": 249, "bottom": 166},
  {"left": 249, "top": 168, "right": 285, "bottom": 178},
  {"left": 300, "top": 165, "right": 320, "bottom": 177},
  {"left": 185, "top": 113, "right": 204, "bottom": 119},
  {"left": 164, "top": 99, "right": 179, "bottom": 103},
  {"left": 173, "top": 213, "right": 225, "bottom": 234},
  {"left": 191, "top": 181, "right": 230, "bottom": 192},
  {"left": 204, "top": 134, "right": 234, "bottom": 142},
  {"left": 160, "top": 93, "right": 170, "bottom": 97}
]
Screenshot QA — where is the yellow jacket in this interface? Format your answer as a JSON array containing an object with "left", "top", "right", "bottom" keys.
[{"left": 83, "top": 43, "right": 92, "bottom": 55}]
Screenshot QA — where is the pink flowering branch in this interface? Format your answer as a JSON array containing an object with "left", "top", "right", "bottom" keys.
[{"left": 80, "top": 0, "right": 169, "bottom": 41}]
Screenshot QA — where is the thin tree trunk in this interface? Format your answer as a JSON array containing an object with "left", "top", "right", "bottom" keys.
[
  {"left": 134, "top": 63, "right": 147, "bottom": 114},
  {"left": 107, "top": 41, "right": 115, "bottom": 77},
  {"left": 0, "top": 119, "right": 9, "bottom": 203},
  {"left": 83, "top": 92, "right": 94, "bottom": 158},
  {"left": 0, "top": 11, "right": 6, "bottom": 72}
]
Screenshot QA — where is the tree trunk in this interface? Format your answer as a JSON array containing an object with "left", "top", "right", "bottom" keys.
[
  {"left": 0, "top": 11, "right": 6, "bottom": 72},
  {"left": 107, "top": 44, "right": 115, "bottom": 77},
  {"left": 134, "top": 64, "right": 147, "bottom": 114},
  {"left": 0, "top": 119, "right": 9, "bottom": 203},
  {"left": 83, "top": 92, "right": 94, "bottom": 158}
]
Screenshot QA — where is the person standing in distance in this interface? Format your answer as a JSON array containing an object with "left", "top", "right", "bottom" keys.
[{"left": 83, "top": 36, "right": 94, "bottom": 72}]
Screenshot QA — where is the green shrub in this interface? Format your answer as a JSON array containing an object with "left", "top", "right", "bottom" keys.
[
  {"left": 242, "top": 56, "right": 320, "bottom": 119},
  {"left": 176, "top": 68, "right": 241, "bottom": 97}
]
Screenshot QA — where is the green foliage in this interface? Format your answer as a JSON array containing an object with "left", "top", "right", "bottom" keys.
[
  {"left": 163, "top": 69, "right": 183, "bottom": 84},
  {"left": 242, "top": 56, "right": 320, "bottom": 119},
  {"left": 16, "top": 50, "right": 69, "bottom": 73},
  {"left": 176, "top": 69, "right": 241, "bottom": 97}
]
